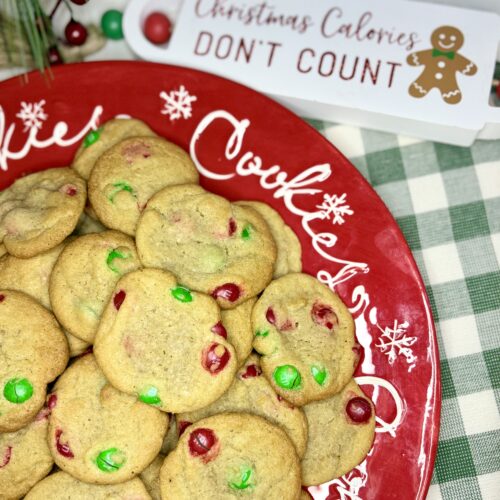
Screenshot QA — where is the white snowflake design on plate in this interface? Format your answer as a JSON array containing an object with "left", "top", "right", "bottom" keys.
[
  {"left": 160, "top": 85, "right": 197, "bottom": 121},
  {"left": 329, "top": 459, "right": 368, "bottom": 500},
  {"left": 375, "top": 319, "right": 417, "bottom": 371},
  {"left": 16, "top": 100, "right": 48, "bottom": 132},
  {"left": 316, "top": 192, "right": 353, "bottom": 225}
]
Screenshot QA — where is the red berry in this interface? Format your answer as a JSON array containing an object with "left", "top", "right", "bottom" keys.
[
  {"left": 228, "top": 218, "right": 237, "bottom": 236},
  {"left": 210, "top": 322, "right": 227, "bottom": 339},
  {"left": 346, "top": 397, "right": 372, "bottom": 424},
  {"left": 178, "top": 420, "right": 192, "bottom": 437},
  {"left": 65, "top": 19, "right": 87, "bottom": 46},
  {"left": 113, "top": 290, "right": 126, "bottom": 310},
  {"left": 211, "top": 283, "right": 241, "bottom": 303},
  {"left": 188, "top": 428, "right": 217, "bottom": 458},
  {"left": 202, "top": 343, "right": 230, "bottom": 374},
  {"left": 266, "top": 307, "right": 276, "bottom": 324},
  {"left": 144, "top": 12, "right": 172, "bottom": 45},
  {"left": 0, "top": 446, "right": 12, "bottom": 468},
  {"left": 55, "top": 429, "right": 74, "bottom": 458},
  {"left": 311, "top": 303, "right": 338, "bottom": 330},
  {"left": 47, "top": 46, "right": 63, "bottom": 65},
  {"left": 241, "top": 364, "right": 262, "bottom": 379}
]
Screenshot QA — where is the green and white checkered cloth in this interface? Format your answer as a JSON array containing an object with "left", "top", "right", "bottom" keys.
[{"left": 307, "top": 119, "right": 500, "bottom": 500}]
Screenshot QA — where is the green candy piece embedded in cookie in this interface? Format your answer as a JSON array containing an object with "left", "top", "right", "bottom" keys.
[
  {"left": 95, "top": 448, "right": 126, "bottom": 472},
  {"left": 170, "top": 286, "right": 193, "bottom": 303},
  {"left": 273, "top": 365, "right": 301, "bottom": 390},
  {"left": 83, "top": 127, "right": 102, "bottom": 148},
  {"left": 3, "top": 378, "right": 33, "bottom": 404},
  {"left": 311, "top": 365, "right": 327, "bottom": 386},
  {"left": 229, "top": 465, "right": 254, "bottom": 490},
  {"left": 255, "top": 329, "right": 269, "bottom": 337},
  {"left": 108, "top": 182, "right": 135, "bottom": 203},
  {"left": 241, "top": 224, "right": 254, "bottom": 241},
  {"left": 106, "top": 248, "right": 130, "bottom": 273},
  {"left": 139, "top": 386, "right": 161, "bottom": 405}
]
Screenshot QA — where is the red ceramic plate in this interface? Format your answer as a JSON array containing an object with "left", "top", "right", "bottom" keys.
[{"left": 0, "top": 61, "right": 440, "bottom": 499}]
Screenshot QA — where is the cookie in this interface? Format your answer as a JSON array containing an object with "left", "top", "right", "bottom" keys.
[
  {"left": 0, "top": 168, "right": 86, "bottom": 258},
  {"left": 220, "top": 298, "right": 256, "bottom": 366},
  {"left": 177, "top": 354, "right": 308, "bottom": 458},
  {"left": 252, "top": 273, "right": 358, "bottom": 406},
  {"left": 72, "top": 118, "right": 156, "bottom": 180},
  {"left": 94, "top": 268, "right": 237, "bottom": 413},
  {"left": 73, "top": 211, "right": 106, "bottom": 235},
  {"left": 140, "top": 454, "right": 164, "bottom": 500},
  {"left": 0, "top": 290, "right": 68, "bottom": 432},
  {"left": 160, "top": 413, "right": 301, "bottom": 499},
  {"left": 236, "top": 200, "right": 302, "bottom": 278},
  {"left": 301, "top": 380, "right": 375, "bottom": 485},
  {"left": 88, "top": 136, "right": 199, "bottom": 235},
  {"left": 0, "top": 414, "right": 53, "bottom": 500},
  {"left": 136, "top": 185, "right": 277, "bottom": 309},
  {"left": 0, "top": 241, "right": 90, "bottom": 357},
  {"left": 25, "top": 471, "right": 151, "bottom": 499},
  {"left": 50, "top": 231, "right": 141, "bottom": 343},
  {"left": 48, "top": 354, "right": 168, "bottom": 484}
]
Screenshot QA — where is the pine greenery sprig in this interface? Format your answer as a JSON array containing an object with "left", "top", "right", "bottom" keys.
[{"left": 0, "top": 0, "right": 59, "bottom": 76}]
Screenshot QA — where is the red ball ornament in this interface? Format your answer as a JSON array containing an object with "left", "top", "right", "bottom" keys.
[
  {"left": 65, "top": 19, "right": 88, "bottom": 46},
  {"left": 144, "top": 12, "right": 172, "bottom": 45},
  {"left": 47, "top": 46, "right": 63, "bottom": 65},
  {"left": 69, "top": 0, "right": 89, "bottom": 4}
]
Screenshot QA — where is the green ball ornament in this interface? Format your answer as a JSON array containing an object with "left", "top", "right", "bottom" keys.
[
  {"left": 273, "top": 365, "right": 301, "bottom": 390},
  {"left": 95, "top": 448, "right": 126, "bottom": 472},
  {"left": 101, "top": 10, "right": 124, "bottom": 40},
  {"left": 3, "top": 378, "right": 33, "bottom": 404}
]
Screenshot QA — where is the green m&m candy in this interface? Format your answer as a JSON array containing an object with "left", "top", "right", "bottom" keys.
[
  {"left": 228, "top": 465, "right": 254, "bottom": 490},
  {"left": 273, "top": 365, "right": 301, "bottom": 390},
  {"left": 95, "top": 448, "right": 126, "bottom": 472},
  {"left": 171, "top": 286, "right": 193, "bottom": 303},
  {"left": 3, "top": 378, "right": 33, "bottom": 404},
  {"left": 241, "top": 224, "right": 254, "bottom": 241},
  {"left": 139, "top": 386, "right": 161, "bottom": 406},
  {"left": 108, "top": 182, "right": 135, "bottom": 203},
  {"left": 83, "top": 128, "right": 102, "bottom": 148},
  {"left": 106, "top": 248, "right": 130, "bottom": 273},
  {"left": 311, "top": 365, "right": 327, "bottom": 386},
  {"left": 254, "top": 329, "right": 269, "bottom": 338}
]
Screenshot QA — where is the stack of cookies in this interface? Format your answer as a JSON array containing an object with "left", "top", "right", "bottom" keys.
[{"left": 0, "top": 119, "right": 375, "bottom": 500}]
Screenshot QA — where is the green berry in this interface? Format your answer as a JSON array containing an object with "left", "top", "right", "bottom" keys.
[
  {"left": 3, "top": 378, "right": 33, "bottom": 404},
  {"left": 83, "top": 128, "right": 102, "bottom": 148},
  {"left": 171, "top": 286, "right": 193, "bottom": 303},
  {"left": 273, "top": 365, "right": 301, "bottom": 390},
  {"left": 95, "top": 448, "right": 126, "bottom": 472},
  {"left": 229, "top": 465, "right": 254, "bottom": 490},
  {"left": 241, "top": 224, "right": 254, "bottom": 240},
  {"left": 311, "top": 365, "right": 327, "bottom": 386},
  {"left": 101, "top": 10, "right": 124, "bottom": 40},
  {"left": 254, "top": 330, "right": 269, "bottom": 337},
  {"left": 106, "top": 249, "right": 130, "bottom": 273},
  {"left": 139, "top": 386, "right": 161, "bottom": 406}
]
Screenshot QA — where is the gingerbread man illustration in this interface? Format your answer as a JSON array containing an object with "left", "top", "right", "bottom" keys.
[{"left": 407, "top": 26, "right": 477, "bottom": 104}]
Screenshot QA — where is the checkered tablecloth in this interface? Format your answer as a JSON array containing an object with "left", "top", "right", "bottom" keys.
[{"left": 306, "top": 119, "right": 500, "bottom": 500}]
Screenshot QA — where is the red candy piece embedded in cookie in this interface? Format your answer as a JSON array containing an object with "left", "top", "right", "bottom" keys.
[
  {"left": 113, "top": 290, "right": 126, "bottom": 310},
  {"left": 311, "top": 303, "right": 338, "bottom": 330},
  {"left": 202, "top": 343, "right": 230, "bottom": 374},
  {"left": 178, "top": 420, "right": 192, "bottom": 437},
  {"left": 241, "top": 364, "right": 262, "bottom": 379},
  {"left": 211, "top": 283, "right": 241, "bottom": 303},
  {"left": 266, "top": 307, "right": 276, "bottom": 325},
  {"left": 346, "top": 397, "right": 372, "bottom": 424},
  {"left": 211, "top": 322, "right": 228, "bottom": 339},
  {"left": 0, "top": 294, "right": 5, "bottom": 303},
  {"left": 188, "top": 428, "right": 218, "bottom": 462},
  {"left": 122, "top": 141, "right": 151, "bottom": 163},
  {"left": 48, "top": 393, "right": 58, "bottom": 410},
  {"left": 0, "top": 446, "right": 12, "bottom": 468},
  {"left": 55, "top": 429, "right": 74, "bottom": 458},
  {"left": 228, "top": 218, "right": 237, "bottom": 236}
]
